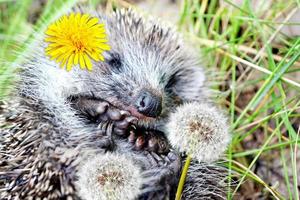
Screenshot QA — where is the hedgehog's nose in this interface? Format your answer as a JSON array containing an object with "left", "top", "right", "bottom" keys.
[{"left": 135, "top": 90, "right": 162, "bottom": 118}]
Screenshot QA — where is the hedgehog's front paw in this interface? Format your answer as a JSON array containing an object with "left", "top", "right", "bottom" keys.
[
  {"left": 71, "top": 97, "right": 137, "bottom": 135},
  {"left": 139, "top": 151, "right": 181, "bottom": 199},
  {"left": 71, "top": 97, "right": 171, "bottom": 154},
  {"left": 128, "top": 128, "right": 170, "bottom": 154}
]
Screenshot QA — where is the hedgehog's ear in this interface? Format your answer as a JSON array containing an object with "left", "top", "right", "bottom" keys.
[{"left": 166, "top": 66, "right": 208, "bottom": 102}]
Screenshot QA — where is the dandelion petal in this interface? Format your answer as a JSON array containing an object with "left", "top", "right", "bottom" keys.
[{"left": 44, "top": 13, "right": 110, "bottom": 71}]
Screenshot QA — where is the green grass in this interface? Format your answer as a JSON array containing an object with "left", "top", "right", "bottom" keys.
[
  {"left": 178, "top": 0, "right": 300, "bottom": 199},
  {"left": 1, "top": 0, "right": 300, "bottom": 199}
]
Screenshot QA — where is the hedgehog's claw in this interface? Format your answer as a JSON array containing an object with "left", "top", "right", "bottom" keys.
[
  {"left": 96, "top": 122, "right": 115, "bottom": 151},
  {"left": 98, "top": 121, "right": 110, "bottom": 132}
]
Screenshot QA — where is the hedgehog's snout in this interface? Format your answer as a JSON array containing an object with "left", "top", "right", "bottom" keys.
[{"left": 134, "top": 90, "right": 162, "bottom": 118}]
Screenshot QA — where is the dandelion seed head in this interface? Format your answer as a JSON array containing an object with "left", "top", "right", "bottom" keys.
[
  {"left": 76, "top": 153, "right": 142, "bottom": 200},
  {"left": 166, "top": 102, "right": 230, "bottom": 163}
]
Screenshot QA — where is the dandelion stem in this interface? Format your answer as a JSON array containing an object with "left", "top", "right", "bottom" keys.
[{"left": 175, "top": 155, "right": 192, "bottom": 200}]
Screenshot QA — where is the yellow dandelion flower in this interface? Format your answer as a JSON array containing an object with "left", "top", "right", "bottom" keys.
[{"left": 45, "top": 13, "right": 110, "bottom": 71}]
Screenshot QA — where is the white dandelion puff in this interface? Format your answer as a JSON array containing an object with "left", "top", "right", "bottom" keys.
[
  {"left": 76, "top": 153, "right": 143, "bottom": 200},
  {"left": 166, "top": 102, "right": 230, "bottom": 163}
]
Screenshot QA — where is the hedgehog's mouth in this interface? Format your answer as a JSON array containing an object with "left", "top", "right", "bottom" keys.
[{"left": 69, "top": 95, "right": 170, "bottom": 154}]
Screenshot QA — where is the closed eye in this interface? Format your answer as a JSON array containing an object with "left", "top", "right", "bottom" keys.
[
  {"left": 165, "top": 71, "right": 179, "bottom": 90},
  {"left": 107, "top": 53, "right": 122, "bottom": 71}
]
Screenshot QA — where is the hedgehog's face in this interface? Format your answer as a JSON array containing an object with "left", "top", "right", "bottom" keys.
[
  {"left": 68, "top": 11, "right": 205, "bottom": 130},
  {"left": 82, "top": 50, "right": 167, "bottom": 120}
]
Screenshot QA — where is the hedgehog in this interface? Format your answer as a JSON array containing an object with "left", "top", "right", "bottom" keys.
[{"left": 0, "top": 8, "right": 229, "bottom": 200}]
